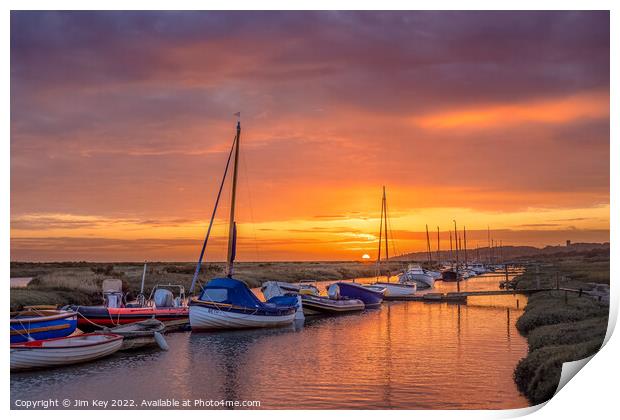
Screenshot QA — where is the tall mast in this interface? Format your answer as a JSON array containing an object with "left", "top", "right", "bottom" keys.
[
  {"left": 383, "top": 187, "right": 389, "bottom": 263},
  {"left": 425, "top": 224, "right": 432, "bottom": 264},
  {"left": 449, "top": 231, "right": 453, "bottom": 264},
  {"left": 463, "top": 226, "right": 468, "bottom": 267},
  {"left": 225, "top": 120, "right": 241, "bottom": 277},
  {"left": 453, "top": 220, "right": 460, "bottom": 292},
  {"left": 376, "top": 186, "right": 384, "bottom": 276},
  {"left": 436, "top": 226, "right": 440, "bottom": 263},
  {"left": 487, "top": 225, "right": 491, "bottom": 265}
]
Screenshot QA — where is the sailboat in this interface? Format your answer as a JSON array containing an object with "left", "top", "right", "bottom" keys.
[
  {"left": 370, "top": 186, "right": 417, "bottom": 299},
  {"left": 188, "top": 118, "right": 299, "bottom": 330}
]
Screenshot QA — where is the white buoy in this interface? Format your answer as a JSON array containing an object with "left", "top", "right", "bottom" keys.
[{"left": 154, "top": 332, "right": 169, "bottom": 351}]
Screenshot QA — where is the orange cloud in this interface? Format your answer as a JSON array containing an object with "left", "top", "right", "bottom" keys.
[{"left": 413, "top": 91, "right": 609, "bottom": 130}]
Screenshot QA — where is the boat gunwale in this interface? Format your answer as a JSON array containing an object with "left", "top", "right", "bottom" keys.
[
  {"left": 10, "top": 310, "right": 77, "bottom": 324},
  {"left": 10, "top": 333, "right": 123, "bottom": 350},
  {"left": 189, "top": 298, "right": 296, "bottom": 316}
]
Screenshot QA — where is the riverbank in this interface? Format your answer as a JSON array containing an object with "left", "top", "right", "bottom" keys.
[
  {"left": 10, "top": 261, "right": 402, "bottom": 310},
  {"left": 510, "top": 247, "right": 609, "bottom": 405}
]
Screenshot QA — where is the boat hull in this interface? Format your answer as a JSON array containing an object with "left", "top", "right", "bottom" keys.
[
  {"left": 373, "top": 282, "right": 417, "bottom": 298},
  {"left": 103, "top": 319, "right": 166, "bottom": 351},
  {"left": 66, "top": 305, "right": 188, "bottom": 332},
  {"left": 10, "top": 333, "right": 123, "bottom": 371},
  {"left": 301, "top": 294, "right": 365, "bottom": 315},
  {"left": 333, "top": 282, "right": 384, "bottom": 308},
  {"left": 10, "top": 310, "right": 78, "bottom": 344},
  {"left": 189, "top": 303, "right": 296, "bottom": 330},
  {"left": 399, "top": 272, "right": 435, "bottom": 289}
]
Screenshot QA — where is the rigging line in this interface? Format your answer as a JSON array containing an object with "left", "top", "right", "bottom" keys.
[
  {"left": 385, "top": 199, "right": 399, "bottom": 259},
  {"left": 189, "top": 134, "right": 237, "bottom": 295},
  {"left": 240, "top": 145, "right": 260, "bottom": 262}
]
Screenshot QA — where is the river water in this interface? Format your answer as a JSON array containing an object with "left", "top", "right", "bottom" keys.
[{"left": 11, "top": 273, "right": 529, "bottom": 409}]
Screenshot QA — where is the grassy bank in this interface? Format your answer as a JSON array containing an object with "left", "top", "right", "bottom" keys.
[
  {"left": 10, "top": 261, "right": 400, "bottom": 310},
  {"left": 511, "top": 248, "right": 609, "bottom": 405}
]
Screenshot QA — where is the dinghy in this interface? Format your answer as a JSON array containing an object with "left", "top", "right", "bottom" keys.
[
  {"left": 260, "top": 281, "right": 320, "bottom": 297},
  {"left": 10, "top": 309, "right": 77, "bottom": 344},
  {"left": 188, "top": 118, "right": 299, "bottom": 331},
  {"left": 330, "top": 282, "right": 384, "bottom": 308},
  {"left": 103, "top": 319, "right": 168, "bottom": 351},
  {"left": 261, "top": 281, "right": 365, "bottom": 315},
  {"left": 10, "top": 333, "right": 123, "bottom": 371}
]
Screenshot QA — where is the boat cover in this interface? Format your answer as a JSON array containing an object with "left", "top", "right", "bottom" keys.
[{"left": 200, "top": 278, "right": 297, "bottom": 309}]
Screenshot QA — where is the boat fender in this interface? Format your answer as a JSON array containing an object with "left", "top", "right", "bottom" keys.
[{"left": 154, "top": 332, "right": 169, "bottom": 351}]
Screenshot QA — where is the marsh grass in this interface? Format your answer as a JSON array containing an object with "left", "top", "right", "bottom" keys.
[
  {"left": 10, "top": 261, "right": 389, "bottom": 310},
  {"left": 514, "top": 338, "right": 603, "bottom": 404},
  {"left": 512, "top": 250, "right": 609, "bottom": 405}
]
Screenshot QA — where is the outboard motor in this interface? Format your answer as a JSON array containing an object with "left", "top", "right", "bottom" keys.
[
  {"left": 327, "top": 283, "right": 340, "bottom": 300},
  {"left": 153, "top": 288, "right": 174, "bottom": 308}
]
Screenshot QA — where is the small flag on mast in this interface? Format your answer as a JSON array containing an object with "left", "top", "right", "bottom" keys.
[{"left": 233, "top": 112, "right": 241, "bottom": 118}]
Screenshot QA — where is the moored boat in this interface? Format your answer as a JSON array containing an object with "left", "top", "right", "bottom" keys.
[
  {"left": 399, "top": 264, "right": 435, "bottom": 289},
  {"left": 103, "top": 319, "right": 168, "bottom": 351},
  {"left": 368, "top": 186, "right": 418, "bottom": 301},
  {"left": 66, "top": 280, "right": 189, "bottom": 332},
  {"left": 10, "top": 333, "right": 123, "bottom": 371},
  {"left": 10, "top": 309, "right": 77, "bottom": 344},
  {"left": 331, "top": 282, "right": 384, "bottom": 308},
  {"left": 261, "top": 281, "right": 365, "bottom": 315},
  {"left": 299, "top": 293, "right": 365, "bottom": 315},
  {"left": 189, "top": 278, "right": 298, "bottom": 330},
  {"left": 441, "top": 269, "right": 461, "bottom": 282},
  {"left": 67, "top": 304, "right": 188, "bottom": 332},
  {"left": 188, "top": 119, "right": 300, "bottom": 331},
  {"left": 373, "top": 282, "right": 417, "bottom": 300}
]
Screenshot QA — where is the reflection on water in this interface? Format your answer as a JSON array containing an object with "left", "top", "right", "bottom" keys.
[{"left": 11, "top": 274, "right": 529, "bottom": 409}]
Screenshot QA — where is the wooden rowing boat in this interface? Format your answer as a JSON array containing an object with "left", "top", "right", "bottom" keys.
[
  {"left": 10, "top": 333, "right": 123, "bottom": 371},
  {"left": 103, "top": 319, "right": 168, "bottom": 351}
]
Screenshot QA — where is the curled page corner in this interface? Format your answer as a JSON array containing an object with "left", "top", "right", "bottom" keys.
[{"left": 554, "top": 355, "right": 595, "bottom": 396}]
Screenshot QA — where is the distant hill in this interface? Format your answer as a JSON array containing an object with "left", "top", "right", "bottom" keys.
[{"left": 393, "top": 242, "right": 610, "bottom": 263}]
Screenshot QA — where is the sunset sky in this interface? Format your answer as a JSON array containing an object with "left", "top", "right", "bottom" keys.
[{"left": 10, "top": 11, "right": 610, "bottom": 261}]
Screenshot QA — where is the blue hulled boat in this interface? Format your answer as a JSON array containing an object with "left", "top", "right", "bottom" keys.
[
  {"left": 10, "top": 310, "right": 77, "bottom": 343},
  {"left": 331, "top": 282, "right": 385, "bottom": 308}
]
